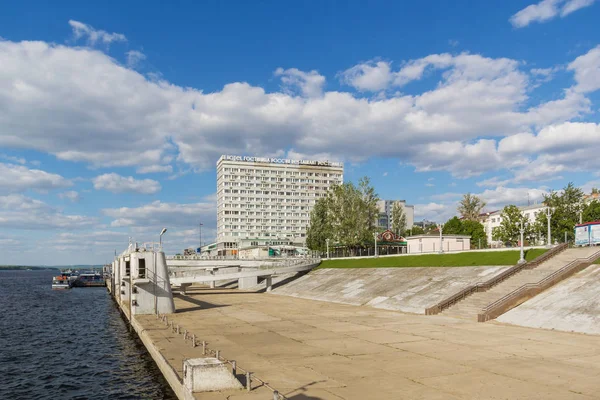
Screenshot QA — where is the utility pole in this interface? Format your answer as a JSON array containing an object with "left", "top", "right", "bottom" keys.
[{"left": 326, "top": 238, "right": 330, "bottom": 259}]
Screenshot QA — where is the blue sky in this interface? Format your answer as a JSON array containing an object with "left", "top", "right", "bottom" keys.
[{"left": 1, "top": 0, "right": 600, "bottom": 265}]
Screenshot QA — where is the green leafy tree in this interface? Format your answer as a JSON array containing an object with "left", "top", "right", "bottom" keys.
[
  {"left": 443, "top": 216, "right": 463, "bottom": 234},
  {"left": 306, "top": 177, "right": 379, "bottom": 253},
  {"left": 305, "top": 198, "right": 332, "bottom": 251},
  {"left": 535, "top": 182, "right": 584, "bottom": 243},
  {"left": 583, "top": 200, "right": 600, "bottom": 222},
  {"left": 390, "top": 201, "right": 407, "bottom": 236},
  {"left": 409, "top": 226, "right": 425, "bottom": 235},
  {"left": 458, "top": 193, "right": 486, "bottom": 221},
  {"left": 493, "top": 205, "right": 530, "bottom": 246},
  {"left": 462, "top": 220, "right": 488, "bottom": 248}
]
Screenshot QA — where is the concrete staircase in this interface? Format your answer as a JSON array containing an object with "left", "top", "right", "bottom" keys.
[{"left": 441, "top": 247, "right": 600, "bottom": 320}]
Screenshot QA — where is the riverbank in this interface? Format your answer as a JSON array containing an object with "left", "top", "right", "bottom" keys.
[{"left": 127, "top": 286, "right": 600, "bottom": 399}]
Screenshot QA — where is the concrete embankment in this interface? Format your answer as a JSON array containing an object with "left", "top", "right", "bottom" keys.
[
  {"left": 497, "top": 264, "right": 600, "bottom": 335},
  {"left": 272, "top": 266, "right": 511, "bottom": 314}
]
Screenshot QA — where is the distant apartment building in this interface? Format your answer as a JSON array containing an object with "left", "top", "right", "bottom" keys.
[
  {"left": 481, "top": 203, "right": 547, "bottom": 246},
  {"left": 216, "top": 155, "right": 344, "bottom": 255},
  {"left": 376, "top": 200, "right": 414, "bottom": 232}
]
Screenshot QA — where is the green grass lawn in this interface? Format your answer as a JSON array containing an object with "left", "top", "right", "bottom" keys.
[{"left": 318, "top": 248, "right": 548, "bottom": 269}]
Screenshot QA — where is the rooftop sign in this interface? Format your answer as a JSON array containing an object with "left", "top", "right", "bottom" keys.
[{"left": 219, "top": 155, "right": 343, "bottom": 168}]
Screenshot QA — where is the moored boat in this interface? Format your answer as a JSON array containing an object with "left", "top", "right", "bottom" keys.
[
  {"left": 71, "top": 272, "right": 105, "bottom": 287},
  {"left": 51, "top": 274, "right": 71, "bottom": 290}
]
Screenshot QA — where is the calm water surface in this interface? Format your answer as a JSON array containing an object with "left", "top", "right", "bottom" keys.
[{"left": 0, "top": 270, "right": 176, "bottom": 400}]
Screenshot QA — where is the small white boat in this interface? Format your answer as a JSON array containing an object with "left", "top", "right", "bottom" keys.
[{"left": 52, "top": 274, "right": 71, "bottom": 290}]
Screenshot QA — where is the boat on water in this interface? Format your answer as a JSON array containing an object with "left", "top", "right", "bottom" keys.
[
  {"left": 71, "top": 272, "right": 105, "bottom": 287},
  {"left": 51, "top": 273, "right": 72, "bottom": 290}
]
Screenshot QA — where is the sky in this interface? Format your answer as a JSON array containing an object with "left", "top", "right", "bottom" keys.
[{"left": 1, "top": 0, "right": 600, "bottom": 265}]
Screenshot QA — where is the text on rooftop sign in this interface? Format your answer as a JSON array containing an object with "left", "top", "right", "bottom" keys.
[{"left": 221, "top": 155, "right": 342, "bottom": 168}]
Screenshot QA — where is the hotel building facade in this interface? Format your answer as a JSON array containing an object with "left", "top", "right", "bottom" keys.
[{"left": 216, "top": 155, "right": 344, "bottom": 254}]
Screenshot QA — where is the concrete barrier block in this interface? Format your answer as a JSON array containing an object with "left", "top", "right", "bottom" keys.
[
  {"left": 238, "top": 276, "right": 258, "bottom": 289},
  {"left": 183, "top": 358, "right": 242, "bottom": 392}
]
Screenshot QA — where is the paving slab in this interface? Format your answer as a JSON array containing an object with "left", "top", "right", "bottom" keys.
[{"left": 134, "top": 288, "right": 600, "bottom": 399}]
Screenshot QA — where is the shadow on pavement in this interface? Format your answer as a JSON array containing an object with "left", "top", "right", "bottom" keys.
[{"left": 174, "top": 294, "right": 229, "bottom": 312}]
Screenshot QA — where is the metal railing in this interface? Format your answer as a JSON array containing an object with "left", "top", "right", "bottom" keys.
[
  {"left": 425, "top": 244, "right": 568, "bottom": 315},
  {"left": 478, "top": 248, "right": 600, "bottom": 322},
  {"left": 168, "top": 257, "right": 320, "bottom": 280},
  {"left": 155, "top": 314, "right": 287, "bottom": 399}
]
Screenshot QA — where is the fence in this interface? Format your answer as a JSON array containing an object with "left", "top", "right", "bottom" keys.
[
  {"left": 425, "top": 243, "right": 568, "bottom": 315},
  {"left": 156, "top": 314, "right": 286, "bottom": 399},
  {"left": 478, "top": 248, "right": 600, "bottom": 322}
]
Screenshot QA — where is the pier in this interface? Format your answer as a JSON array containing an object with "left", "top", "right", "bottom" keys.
[{"left": 107, "top": 244, "right": 600, "bottom": 399}]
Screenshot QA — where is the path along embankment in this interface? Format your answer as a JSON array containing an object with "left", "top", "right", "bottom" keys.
[{"left": 272, "top": 266, "right": 511, "bottom": 314}]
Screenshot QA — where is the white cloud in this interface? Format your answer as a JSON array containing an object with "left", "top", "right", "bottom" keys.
[
  {"left": 69, "top": 20, "right": 127, "bottom": 45},
  {"left": 93, "top": 173, "right": 161, "bottom": 194},
  {"left": 338, "top": 60, "right": 392, "bottom": 91},
  {"left": 478, "top": 186, "right": 547, "bottom": 209},
  {"left": 568, "top": 45, "right": 600, "bottom": 93},
  {"left": 58, "top": 190, "right": 81, "bottom": 202},
  {"left": 126, "top": 50, "right": 146, "bottom": 68},
  {"left": 510, "top": 0, "right": 596, "bottom": 28},
  {"left": 274, "top": 67, "right": 325, "bottom": 98},
  {"left": 0, "top": 163, "right": 71, "bottom": 193},
  {"left": 136, "top": 164, "right": 173, "bottom": 174},
  {"left": 0, "top": 194, "right": 95, "bottom": 230},
  {"left": 102, "top": 200, "right": 216, "bottom": 236},
  {"left": 414, "top": 202, "right": 456, "bottom": 223},
  {"left": 0, "top": 154, "right": 26, "bottom": 164},
  {"left": 0, "top": 31, "right": 594, "bottom": 180}
]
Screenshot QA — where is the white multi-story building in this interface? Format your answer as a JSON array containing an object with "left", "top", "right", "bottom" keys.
[
  {"left": 216, "top": 155, "right": 343, "bottom": 254},
  {"left": 376, "top": 200, "right": 414, "bottom": 232},
  {"left": 482, "top": 204, "right": 548, "bottom": 246}
]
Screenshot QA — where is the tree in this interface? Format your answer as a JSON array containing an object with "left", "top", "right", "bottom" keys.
[
  {"left": 536, "top": 182, "right": 585, "bottom": 243},
  {"left": 458, "top": 193, "right": 486, "bottom": 221},
  {"left": 583, "top": 200, "right": 600, "bottom": 222},
  {"left": 492, "top": 205, "right": 530, "bottom": 246},
  {"left": 443, "top": 216, "right": 463, "bottom": 234},
  {"left": 306, "top": 177, "right": 379, "bottom": 252},
  {"left": 409, "top": 226, "right": 425, "bottom": 235},
  {"left": 462, "top": 220, "right": 487, "bottom": 248},
  {"left": 592, "top": 188, "right": 599, "bottom": 195},
  {"left": 305, "top": 198, "right": 332, "bottom": 252},
  {"left": 390, "top": 201, "right": 407, "bottom": 236}
]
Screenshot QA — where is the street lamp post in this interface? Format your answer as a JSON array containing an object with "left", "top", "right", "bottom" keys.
[
  {"left": 199, "top": 222, "right": 203, "bottom": 250},
  {"left": 545, "top": 207, "right": 553, "bottom": 247},
  {"left": 438, "top": 224, "right": 443, "bottom": 254},
  {"left": 159, "top": 228, "right": 167, "bottom": 249},
  {"left": 326, "top": 238, "right": 330, "bottom": 259},
  {"left": 374, "top": 232, "right": 378, "bottom": 258},
  {"left": 518, "top": 220, "right": 526, "bottom": 264}
]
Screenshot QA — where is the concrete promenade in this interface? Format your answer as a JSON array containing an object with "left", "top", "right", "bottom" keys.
[{"left": 136, "top": 287, "right": 600, "bottom": 399}]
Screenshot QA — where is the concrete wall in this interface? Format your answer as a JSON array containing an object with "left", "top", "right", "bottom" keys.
[
  {"left": 407, "top": 235, "right": 470, "bottom": 254},
  {"left": 273, "top": 266, "right": 510, "bottom": 314},
  {"left": 497, "top": 264, "right": 600, "bottom": 335},
  {"left": 130, "top": 251, "right": 175, "bottom": 315}
]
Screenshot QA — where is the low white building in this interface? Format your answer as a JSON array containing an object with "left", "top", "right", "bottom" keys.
[
  {"left": 481, "top": 204, "right": 547, "bottom": 247},
  {"left": 406, "top": 235, "right": 471, "bottom": 254}
]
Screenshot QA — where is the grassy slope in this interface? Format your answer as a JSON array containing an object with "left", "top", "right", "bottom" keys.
[{"left": 318, "top": 249, "right": 548, "bottom": 269}]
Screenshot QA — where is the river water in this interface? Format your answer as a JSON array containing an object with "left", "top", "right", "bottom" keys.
[{"left": 0, "top": 269, "right": 176, "bottom": 400}]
